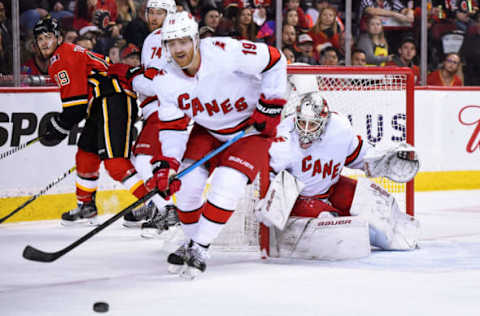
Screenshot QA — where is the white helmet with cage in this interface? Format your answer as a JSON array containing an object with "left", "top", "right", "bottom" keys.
[
  {"left": 162, "top": 12, "right": 199, "bottom": 67},
  {"left": 145, "top": 0, "right": 176, "bottom": 17},
  {"left": 295, "top": 91, "right": 330, "bottom": 147}
]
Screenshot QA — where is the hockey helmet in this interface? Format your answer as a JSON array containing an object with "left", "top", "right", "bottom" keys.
[
  {"left": 146, "top": 0, "right": 176, "bottom": 16},
  {"left": 295, "top": 91, "right": 330, "bottom": 146},
  {"left": 33, "top": 16, "right": 61, "bottom": 40},
  {"left": 162, "top": 12, "right": 199, "bottom": 67}
]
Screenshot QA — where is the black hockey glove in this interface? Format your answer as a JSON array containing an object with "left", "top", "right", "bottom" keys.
[{"left": 43, "top": 114, "right": 69, "bottom": 142}]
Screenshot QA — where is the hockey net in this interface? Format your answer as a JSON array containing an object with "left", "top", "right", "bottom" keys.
[{"left": 212, "top": 66, "right": 415, "bottom": 251}]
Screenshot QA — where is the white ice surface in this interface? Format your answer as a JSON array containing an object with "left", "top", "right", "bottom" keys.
[{"left": 1, "top": 190, "right": 480, "bottom": 316}]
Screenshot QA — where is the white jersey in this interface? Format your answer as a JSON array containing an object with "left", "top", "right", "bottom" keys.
[
  {"left": 139, "top": 28, "right": 167, "bottom": 120},
  {"left": 133, "top": 37, "right": 287, "bottom": 161},
  {"left": 141, "top": 28, "right": 164, "bottom": 67},
  {"left": 269, "top": 114, "right": 370, "bottom": 197}
]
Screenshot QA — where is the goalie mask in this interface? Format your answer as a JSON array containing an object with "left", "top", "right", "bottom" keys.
[
  {"left": 162, "top": 12, "right": 199, "bottom": 69},
  {"left": 295, "top": 92, "right": 330, "bottom": 148}
]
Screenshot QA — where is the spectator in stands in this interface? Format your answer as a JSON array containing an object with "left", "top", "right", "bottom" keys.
[
  {"left": 122, "top": 1, "right": 150, "bottom": 49},
  {"left": 285, "top": 9, "right": 300, "bottom": 32},
  {"left": 231, "top": 8, "right": 258, "bottom": 41},
  {"left": 73, "top": 0, "right": 118, "bottom": 30},
  {"left": 116, "top": 0, "right": 136, "bottom": 26},
  {"left": 296, "top": 33, "right": 318, "bottom": 65},
  {"left": 184, "top": 0, "right": 203, "bottom": 22},
  {"left": 49, "top": 1, "right": 75, "bottom": 21},
  {"left": 386, "top": 36, "right": 421, "bottom": 84},
  {"left": 308, "top": 6, "right": 342, "bottom": 58},
  {"left": 285, "top": 0, "right": 312, "bottom": 31},
  {"left": 63, "top": 28, "right": 79, "bottom": 43},
  {"left": 460, "top": 11, "right": 480, "bottom": 85},
  {"left": 200, "top": 6, "right": 221, "bottom": 35},
  {"left": 282, "top": 24, "right": 297, "bottom": 48},
  {"left": 306, "top": 0, "right": 330, "bottom": 25},
  {"left": 351, "top": 48, "right": 367, "bottom": 65},
  {"left": 319, "top": 46, "right": 339, "bottom": 65},
  {"left": 358, "top": 0, "right": 414, "bottom": 32},
  {"left": 356, "top": 15, "right": 392, "bottom": 66},
  {"left": 0, "top": 1, "right": 12, "bottom": 59},
  {"left": 21, "top": 36, "right": 49, "bottom": 75},
  {"left": 282, "top": 46, "right": 296, "bottom": 64},
  {"left": 74, "top": 35, "right": 94, "bottom": 50},
  {"left": 20, "top": 1, "right": 49, "bottom": 35},
  {"left": 120, "top": 43, "right": 141, "bottom": 67},
  {"left": 0, "top": 29, "right": 11, "bottom": 74},
  {"left": 427, "top": 52, "right": 463, "bottom": 86}
]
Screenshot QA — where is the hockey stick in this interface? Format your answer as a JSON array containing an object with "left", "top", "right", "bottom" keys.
[
  {"left": 0, "top": 166, "right": 77, "bottom": 224},
  {"left": 0, "top": 136, "right": 42, "bottom": 160},
  {"left": 22, "top": 130, "right": 247, "bottom": 262}
]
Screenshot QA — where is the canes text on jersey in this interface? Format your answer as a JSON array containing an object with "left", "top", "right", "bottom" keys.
[{"left": 177, "top": 93, "right": 248, "bottom": 117}]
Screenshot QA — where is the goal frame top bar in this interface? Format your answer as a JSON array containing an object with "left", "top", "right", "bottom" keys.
[{"left": 287, "top": 65, "right": 415, "bottom": 76}]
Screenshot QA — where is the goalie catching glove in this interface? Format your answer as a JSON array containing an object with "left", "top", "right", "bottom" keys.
[
  {"left": 146, "top": 155, "right": 181, "bottom": 200},
  {"left": 43, "top": 113, "right": 69, "bottom": 142},
  {"left": 364, "top": 143, "right": 420, "bottom": 183},
  {"left": 250, "top": 94, "right": 286, "bottom": 137}
]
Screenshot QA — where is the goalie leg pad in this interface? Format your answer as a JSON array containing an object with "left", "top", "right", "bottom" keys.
[
  {"left": 349, "top": 178, "right": 420, "bottom": 250},
  {"left": 269, "top": 215, "right": 371, "bottom": 260},
  {"left": 254, "top": 170, "right": 305, "bottom": 230}
]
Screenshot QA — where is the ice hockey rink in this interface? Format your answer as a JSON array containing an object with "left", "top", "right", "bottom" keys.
[{"left": 1, "top": 189, "right": 480, "bottom": 316}]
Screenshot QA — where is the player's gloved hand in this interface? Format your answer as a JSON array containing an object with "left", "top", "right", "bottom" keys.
[
  {"left": 250, "top": 94, "right": 286, "bottom": 137},
  {"left": 108, "top": 63, "right": 144, "bottom": 90},
  {"left": 147, "top": 155, "right": 181, "bottom": 200},
  {"left": 43, "top": 113, "right": 69, "bottom": 142}
]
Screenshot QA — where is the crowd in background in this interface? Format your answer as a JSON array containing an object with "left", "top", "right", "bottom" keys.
[{"left": 0, "top": 0, "right": 479, "bottom": 86}]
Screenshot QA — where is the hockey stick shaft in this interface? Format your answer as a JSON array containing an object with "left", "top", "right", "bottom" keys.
[
  {"left": 0, "top": 136, "right": 42, "bottom": 160},
  {"left": 22, "top": 130, "right": 246, "bottom": 262},
  {"left": 0, "top": 166, "right": 76, "bottom": 224}
]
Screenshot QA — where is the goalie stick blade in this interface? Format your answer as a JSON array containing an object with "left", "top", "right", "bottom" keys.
[{"left": 22, "top": 245, "right": 62, "bottom": 263}]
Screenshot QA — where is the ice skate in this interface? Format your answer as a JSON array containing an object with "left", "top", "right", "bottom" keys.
[
  {"left": 123, "top": 201, "right": 157, "bottom": 228},
  {"left": 61, "top": 199, "right": 98, "bottom": 226},
  {"left": 167, "top": 242, "right": 188, "bottom": 274},
  {"left": 140, "top": 204, "right": 180, "bottom": 239},
  {"left": 180, "top": 241, "right": 209, "bottom": 280}
]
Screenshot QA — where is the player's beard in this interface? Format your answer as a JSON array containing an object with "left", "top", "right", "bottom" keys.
[{"left": 172, "top": 47, "right": 195, "bottom": 69}]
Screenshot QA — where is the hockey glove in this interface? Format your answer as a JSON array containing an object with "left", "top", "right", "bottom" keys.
[
  {"left": 108, "top": 63, "right": 144, "bottom": 91},
  {"left": 43, "top": 114, "right": 69, "bottom": 142},
  {"left": 147, "top": 156, "right": 181, "bottom": 200},
  {"left": 250, "top": 94, "right": 286, "bottom": 137}
]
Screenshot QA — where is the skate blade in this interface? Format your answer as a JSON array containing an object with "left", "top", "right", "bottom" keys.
[
  {"left": 168, "top": 262, "right": 186, "bottom": 274},
  {"left": 180, "top": 266, "right": 202, "bottom": 280},
  {"left": 140, "top": 228, "right": 162, "bottom": 239},
  {"left": 122, "top": 220, "right": 144, "bottom": 228},
  {"left": 61, "top": 216, "right": 99, "bottom": 227}
]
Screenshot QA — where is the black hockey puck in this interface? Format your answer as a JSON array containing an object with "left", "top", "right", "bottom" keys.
[{"left": 93, "top": 301, "right": 109, "bottom": 313}]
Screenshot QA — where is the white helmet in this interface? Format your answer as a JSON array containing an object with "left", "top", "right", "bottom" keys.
[
  {"left": 162, "top": 12, "right": 199, "bottom": 67},
  {"left": 145, "top": 0, "right": 176, "bottom": 16},
  {"left": 295, "top": 92, "right": 330, "bottom": 146}
]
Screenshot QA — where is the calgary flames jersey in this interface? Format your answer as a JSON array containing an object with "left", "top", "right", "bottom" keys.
[{"left": 48, "top": 42, "right": 113, "bottom": 128}]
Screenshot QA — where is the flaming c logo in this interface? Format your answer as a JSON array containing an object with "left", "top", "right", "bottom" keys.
[{"left": 458, "top": 105, "right": 480, "bottom": 153}]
